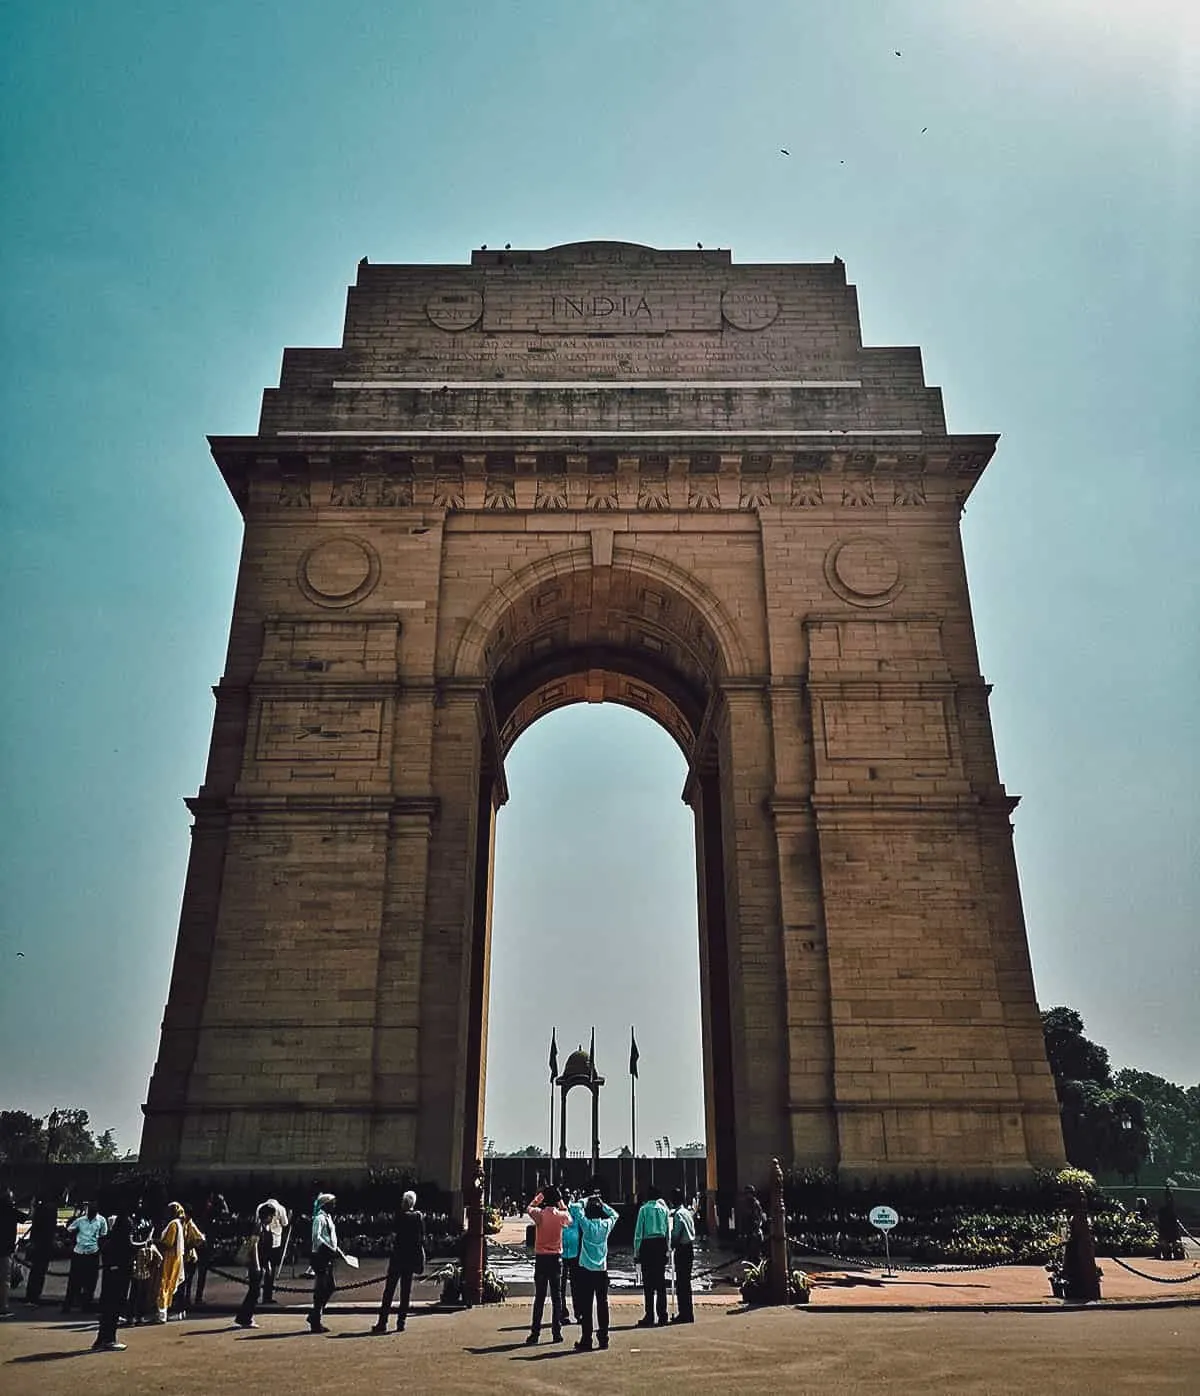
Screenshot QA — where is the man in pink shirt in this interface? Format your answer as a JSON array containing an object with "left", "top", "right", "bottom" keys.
[{"left": 525, "top": 1185, "right": 572, "bottom": 1344}]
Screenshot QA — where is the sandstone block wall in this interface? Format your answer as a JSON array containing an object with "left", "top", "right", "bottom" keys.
[{"left": 142, "top": 242, "right": 1064, "bottom": 1192}]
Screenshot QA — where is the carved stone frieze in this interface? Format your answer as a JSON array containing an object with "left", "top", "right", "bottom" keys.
[
  {"left": 688, "top": 474, "right": 720, "bottom": 510},
  {"left": 534, "top": 474, "right": 568, "bottom": 509},
  {"left": 484, "top": 475, "right": 516, "bottom": 509}
]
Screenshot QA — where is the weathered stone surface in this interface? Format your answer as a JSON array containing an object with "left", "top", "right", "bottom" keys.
[{"left": 141, "top": 242, "right": 1065, "bottom": 1194}]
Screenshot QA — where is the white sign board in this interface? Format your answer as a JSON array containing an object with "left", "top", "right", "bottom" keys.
[{"left": 869, "top": 1205, "right": 899, "bottom": 1232}]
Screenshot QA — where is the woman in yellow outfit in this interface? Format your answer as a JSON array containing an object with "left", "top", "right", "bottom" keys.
[{"left": 155, "top": 1203, "right": 188, "bottom": 1322}]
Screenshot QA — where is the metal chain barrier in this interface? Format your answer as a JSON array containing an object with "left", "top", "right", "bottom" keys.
[{"left": 1104, "top": 1255, "right": 1200, "bottom": 1285}]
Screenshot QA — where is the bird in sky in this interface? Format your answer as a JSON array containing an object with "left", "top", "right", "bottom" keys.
[
  {"left": 16, "top": 951, "right": 25, "bottom": 957},
  {"left": 697, "top": 242, "right": 703, "bottom": 249},
  {"left": 780, "top": 148, "right": 790, "bottom": 155},
  {"left": 504, "top": 242, "right": 511, "bottom": 249},
  {"left": 894, "top": 50, "right": 902, "bottom": 57},
  {"left": 921, "top": 126, "right": 928, "bottom": 133}
]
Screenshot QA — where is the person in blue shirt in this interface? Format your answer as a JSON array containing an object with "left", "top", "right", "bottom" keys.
[
  {"left": 633, "top": 1185, "right": 671, "bottom": 1327},
  {"left": 559, "top": 1189, "right": 582, "bottom": 1326},
  {"left": 574, "top": 1191, "right": 618, "bottom": 1351},
  {"left": 670, "top": 1189, "right": 696, "bottom": 1323}
]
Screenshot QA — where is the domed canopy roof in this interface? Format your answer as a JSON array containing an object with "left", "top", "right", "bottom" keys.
[{"left": 561, "top": 1048, "right": 594, "bottom": 1080}]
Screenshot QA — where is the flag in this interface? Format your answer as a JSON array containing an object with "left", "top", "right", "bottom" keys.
[
  {"left": 588, "top": 1027, "right": 597, "bottom": 1081},
  {"left": 629, "top": 1026, "right": 639, "bottom": 1080},
  {"left": 549, "top": 1028, "right": 559, "bottom": 1082}
]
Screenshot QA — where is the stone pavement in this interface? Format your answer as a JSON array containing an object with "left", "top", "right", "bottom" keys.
[{"left": 2, "top": 1302, "right": 1198, "bottom": 1395}]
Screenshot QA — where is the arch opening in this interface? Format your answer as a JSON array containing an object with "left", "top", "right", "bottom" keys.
[
  {"left": 480, "top": 704, "right": 710, "bottom": 1198},
  {"left": 461, "top": 563, "right": 742, "bottom": 1220}
]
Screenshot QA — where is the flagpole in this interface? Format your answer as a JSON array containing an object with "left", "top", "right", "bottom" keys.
[{"left": 630, "top": 1025, "right": 638, "bottom": 1190}]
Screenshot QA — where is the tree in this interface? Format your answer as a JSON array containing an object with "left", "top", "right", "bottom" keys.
[
  {"left": 1041, "top": 1009, "right": 1149, "bottom": 1177},
  {"left": 0, "top": 1110, "right": 47, "bottom": 1163},
  {"left": 1041, "top": 1007, "right": 1111, "bottom": 1096},
  {"left": 0, "top": 1107, "right": 121, "bottom": 1164},
  {"left": 505, "top": 1145, "right": 550, "bottom": 1158},
  {"left": 1114, "top": 1069, "right": 1200, "bottom": 1174}
]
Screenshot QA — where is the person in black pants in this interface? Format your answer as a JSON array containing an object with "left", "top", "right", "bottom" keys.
[
  {"left": 22, "top": 1196, "right": 57, "bottom": 1305},
  {"left": 633, "top": 1187, "right": 670, "bottom": 1328},
  {"left": 93, "top": 1207, "right": 134, "bottom": 1352},
  {"left": 235, "top": 1203, "right": 275, "bottom": 1329},
  {"left": 574, "top": 1193, "right": 618, "bottom": 1352},
  {"left": 307, "top": 1193, "right": 344, "bottom": 1333},
  {"left": 669, "top": 1189, "right": 696, "bottom": 1323},
  {"left": 371, "top": 1190, "right": 425, "bottom": 1333}
]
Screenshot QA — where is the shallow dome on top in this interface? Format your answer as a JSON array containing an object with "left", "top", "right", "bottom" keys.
[
  {"left": 560, "top": 1048, "right": 596, "bottom": 1080},
  {"left": 543, "top": 240, "right": 656, "bottom": 255}
]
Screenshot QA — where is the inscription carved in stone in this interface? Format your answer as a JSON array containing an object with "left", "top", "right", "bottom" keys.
[
  {"left": 426, "top": 289, "right": 484, "bottom": 330},
  {"left": 721, "top": 288, "right": 780, "bottom": 331}
]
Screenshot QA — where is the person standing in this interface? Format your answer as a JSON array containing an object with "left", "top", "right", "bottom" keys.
[
  {"left": 0, "top": 1188, "right": 28, "bottom": 1318},
  {"left": 524, "top": 1185, "right": 572, "bottom": 1345},
  {"left": 559, "top": 1188, "right": 582, "bottom": 1326},
  {"left": 261, "top": 1197, "right": 289, "bottom": 1304},
  {"left": 62, "top": 1201, "right": 108, "bottom": 1313},
  {"left": 574, "top": 1192, "right": 618, "bottom": 1352},
  {"left": 154, "top": 1202, "right": 187, "bottom": 1322},
  {"left": 372, "top": 1190, "right": 425, "bottom": 1334},
  {"left": 633, "top": 1186, "right": 671, "bottom": 1327},
  {"left": 191, "top": 1192, "right": 229, "bottom": 1308},
  {"left": 234, "top": 1203, "right": 275, "bottom": 1329},
  {"left": 670, "top": 1188, "right": 696, "bottom": 1323},
  {"left": 307, "top": 1193, "right": 347, "bottom": 1333},
  {"left": 92, "top": 1205, "right": 134, "bottom": 1352},
  {"left": 22, "top": 1195, "right": 58, "bottom": 1306}
]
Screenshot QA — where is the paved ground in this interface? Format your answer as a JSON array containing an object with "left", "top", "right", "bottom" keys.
[{"left": 3, "top": 1304, "right": 1198, "bottom": 1394}]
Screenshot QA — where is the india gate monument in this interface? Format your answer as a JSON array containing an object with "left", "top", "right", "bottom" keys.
[{"left": 141, "top": 242, "right": 1065, "bottom": 1202}]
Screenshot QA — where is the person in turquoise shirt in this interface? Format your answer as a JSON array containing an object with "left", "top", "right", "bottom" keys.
[
  {"left": 574, "top": 1192, "right": 618, "bottom": 1351},
  {"left": 559, "top": 1190, "right": 582, "bottom": 1326},
  {"left": 633, "top": 1186, "right": 671, "bottom": 1326},
  {"left": 670, "top": 1188, "right": 696, "bottom": 1323}
]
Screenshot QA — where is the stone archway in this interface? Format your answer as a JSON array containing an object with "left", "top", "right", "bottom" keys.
[
  {"left": 451, "top": 550, "right": 751, "bottom": 1217},
  {"left": 141, "top": 242, "right": 1065, "bottom": 1198}
]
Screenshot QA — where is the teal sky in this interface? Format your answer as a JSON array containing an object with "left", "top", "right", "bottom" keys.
[{"left": 1, "top": 1, "right": 1196, "bottom": 1156}]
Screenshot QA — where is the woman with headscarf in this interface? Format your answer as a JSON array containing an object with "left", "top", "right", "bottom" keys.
[
  {"left": 154, "top": 1203, "right": 187, "bottom": 1322},
  {"left": 307, "top": 1193, "right": 348, "bottom": 1333}
]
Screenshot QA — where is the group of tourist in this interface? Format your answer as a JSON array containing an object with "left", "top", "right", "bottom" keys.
[
  {"left": 525, "top": 1182, "right": 696, "bottom": 1349},
  {"left": 2, "top": 1180, "right": 711, "bottom": 1354},
  {"left": 0, "top": 1187, "right": 291, "bottom": 1348}
]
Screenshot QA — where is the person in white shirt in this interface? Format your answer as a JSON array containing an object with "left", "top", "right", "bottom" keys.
[
  {"left": 261, "top": 1198, "right": 289, "bottom": 1303},
  {"left": 306, "top": 1193, "right": 347, "bottom": 1333},
  {"left": 62, "top": 1202, "right": 108, "bottom": 1313}
]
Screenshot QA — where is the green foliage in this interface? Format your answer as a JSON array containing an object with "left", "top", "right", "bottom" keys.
[
  {"left": 433, "top": 1261, "right": 507, "bottom": 1304},
  {"left": 739, "top": 1260, "right": 811, "bottom": 1304},
  {"left": 1114, "top": 1070, "right": 1200, "bottom": 1175},
  {"left": 0, "top": 1107, "right": 121, "bottom": 1164},
  {"left": 0, "top": 1110, "right": 46, "bottom": 1163},
  {"left": 1041, "top": 1007, "right": 1111, "bottom": 1091},
  {"left": 484, "top": 1206, "right": 503, "bottom": 1234},
  {"left": 784, "top": 1168, "right": 1157, "bottom": 1264}
]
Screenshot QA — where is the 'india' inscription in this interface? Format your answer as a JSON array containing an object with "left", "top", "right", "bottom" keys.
[{"left": 548, "top": 292, "right": 653, "bottom": 322}]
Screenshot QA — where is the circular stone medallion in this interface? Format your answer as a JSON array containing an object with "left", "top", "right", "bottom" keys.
[
  {"left": 824, "top": 536, "right": 903, "bottom": 607},
  {"left": 298, "top": 536, "right": 380, "bottom": 608},
  {"left": 721, "top": 288, "right": 779, "bottom": 331},
  {"left": 426, "top": 289, "right": 484, "bottom": 331}
]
